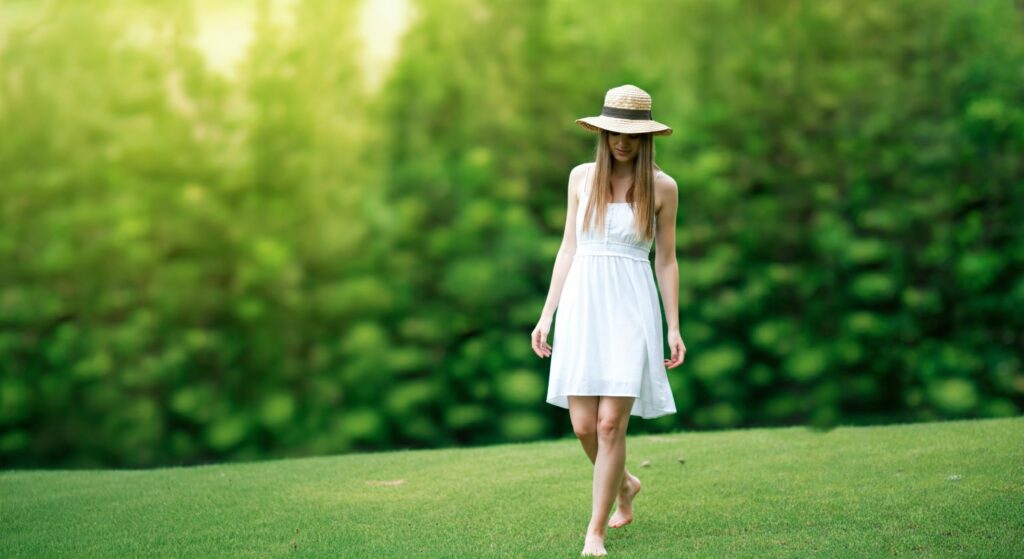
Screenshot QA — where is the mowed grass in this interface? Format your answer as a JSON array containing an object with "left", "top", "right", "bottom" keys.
[{"left": 2, "top": 417, "right": 1021, "bottom": 558}]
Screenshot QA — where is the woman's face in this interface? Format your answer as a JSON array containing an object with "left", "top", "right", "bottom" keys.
[{"left": 608, "top": 131, "right": 641, "bottom": 162}]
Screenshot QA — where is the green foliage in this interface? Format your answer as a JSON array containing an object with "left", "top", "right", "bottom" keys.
[
  {"left": 691, "top": 345, "right": 745, "bottom": 382},
  {"left": 0, "top": 0, "right": 1022, "bottom": 467},
  {"left": 927, "top": 378, "right": 979, "bottom": 415},
  {"left": 496, "top": 369, "right": 546, "bottom": 407},
  {"left": 500, "top": 411, "right": 546, "bottom": 440}
]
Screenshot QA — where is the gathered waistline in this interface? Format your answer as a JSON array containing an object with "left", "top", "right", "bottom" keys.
[{"left": 575, "top": 242, "right": 651, "bottom": 262}]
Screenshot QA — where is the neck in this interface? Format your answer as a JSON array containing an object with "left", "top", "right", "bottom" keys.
[{"left": 610, "top": 158, "right": 635, "bottom": 176}]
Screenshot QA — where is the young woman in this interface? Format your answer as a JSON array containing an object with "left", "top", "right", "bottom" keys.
[{"left": 531, "top": 84, "right": 686, "bottom": 557}]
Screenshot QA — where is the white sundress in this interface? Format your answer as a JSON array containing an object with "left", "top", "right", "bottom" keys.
[{"left": 546, "top": 162, "right": 678, "bottom": 419}]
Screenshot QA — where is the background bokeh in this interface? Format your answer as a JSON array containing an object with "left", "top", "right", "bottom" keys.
[{"left": 1, "top": 0, "right": 1021, "bottom": 468}]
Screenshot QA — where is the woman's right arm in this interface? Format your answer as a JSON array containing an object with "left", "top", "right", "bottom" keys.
[{"left": 532, "top": 164, "right": 585, "bottom": 358}]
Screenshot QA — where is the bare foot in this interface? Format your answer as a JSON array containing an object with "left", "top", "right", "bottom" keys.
[
  {"left": 608, "top": 473, "right": 641, "bottom": 528},
  {"left": 581, "top": 532, "right": 607, "bottom": 557}
]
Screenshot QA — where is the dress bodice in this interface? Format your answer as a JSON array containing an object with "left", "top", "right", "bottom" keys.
[{"left": 575, "top": 163, "right": 657, "bottom": 261}]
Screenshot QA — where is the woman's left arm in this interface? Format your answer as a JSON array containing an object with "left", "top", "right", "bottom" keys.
[{"left": 654, "top": 173, "right": 686, "bottom": 367}]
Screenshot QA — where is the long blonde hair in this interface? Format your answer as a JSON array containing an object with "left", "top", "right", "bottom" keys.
[{"left": 580, "top": 130, "right": 661, "bottom": 243}]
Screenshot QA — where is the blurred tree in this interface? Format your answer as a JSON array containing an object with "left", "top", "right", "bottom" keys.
[{"left": 0, "top": 0, "right": 1020, "bottom": 467}]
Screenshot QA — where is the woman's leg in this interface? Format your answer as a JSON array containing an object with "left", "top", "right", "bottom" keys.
[
  {"left": 568, "top": 395, "right": 599, "bottom": 460},
  {"left": 568, "top": 395, "right": 638, "bottom": 494},
  {"left": 582, "top": 395, "right": 636, "bottom": 556}
]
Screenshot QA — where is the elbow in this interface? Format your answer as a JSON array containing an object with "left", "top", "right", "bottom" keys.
[{"left": 654, "top": 254, "right": 677, "bottom": 271}]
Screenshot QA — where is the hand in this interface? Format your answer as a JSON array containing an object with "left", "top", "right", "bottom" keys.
[
  {"left": 664, "top": 329, "right": 686, "bottom": 368},
  {"left": 532, "top": 316, "right": 553, "bottom": 358}
]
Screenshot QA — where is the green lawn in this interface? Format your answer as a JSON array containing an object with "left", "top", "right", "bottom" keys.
[{"left": 2, "top": 417, "right": 1021, "bottom": 558}]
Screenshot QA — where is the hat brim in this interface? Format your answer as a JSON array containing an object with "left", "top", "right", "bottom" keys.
[{"left": 576, "top": 115, "right": 672, "bottom": 136}]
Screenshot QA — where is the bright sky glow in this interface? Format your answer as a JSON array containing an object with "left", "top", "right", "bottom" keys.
[
  {"left": 193, "top": 0, "right": 411, "bottom": 89},
  {"left": 0, "top": 0, "right": 412, "bottom": 90}
]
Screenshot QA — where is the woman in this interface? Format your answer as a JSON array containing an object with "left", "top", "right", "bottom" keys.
[{"left": 531, "top": 84, "right": 686, "bottom": 557}]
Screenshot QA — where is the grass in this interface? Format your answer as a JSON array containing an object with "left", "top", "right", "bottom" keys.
[{"left": 2, "top": 416, "right": 1021, "bottom": 558}]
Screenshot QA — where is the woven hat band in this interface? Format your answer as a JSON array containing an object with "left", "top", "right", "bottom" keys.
[{"left": 601, "top": 106, "right": 652, "bottom": 120}]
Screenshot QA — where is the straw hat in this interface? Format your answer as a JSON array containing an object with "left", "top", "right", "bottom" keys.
[{"left": 576, "top": 84, "right": 672, "bottom": 136}]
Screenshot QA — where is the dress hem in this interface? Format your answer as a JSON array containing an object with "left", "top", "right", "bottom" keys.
[{"left": 545, "top": 394, "right": 677, "bottom": 420}]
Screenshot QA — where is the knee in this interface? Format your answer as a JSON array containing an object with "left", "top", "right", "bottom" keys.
[
  {"left": 596, "top": 416, "right": 625, "bottom": 440},
  {"left": 573, "top": 422, "right": 596, "bottom": 440}
]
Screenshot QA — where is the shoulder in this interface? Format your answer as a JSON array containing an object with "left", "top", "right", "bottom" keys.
[
  {"left": 655, "top": 168, "right": 677, "bottom": 189},
  {"left": 654, "top": 169, "right": 678, "bottom": 213},
  {"left": 570, "top": 161, "right": 595, "bottom": 178},
  {"left": 655, "top": 170, "right": 677, "bottom": 197},
  {"left": 568, "top": 162, "right": 595, "bottom": 200}
]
